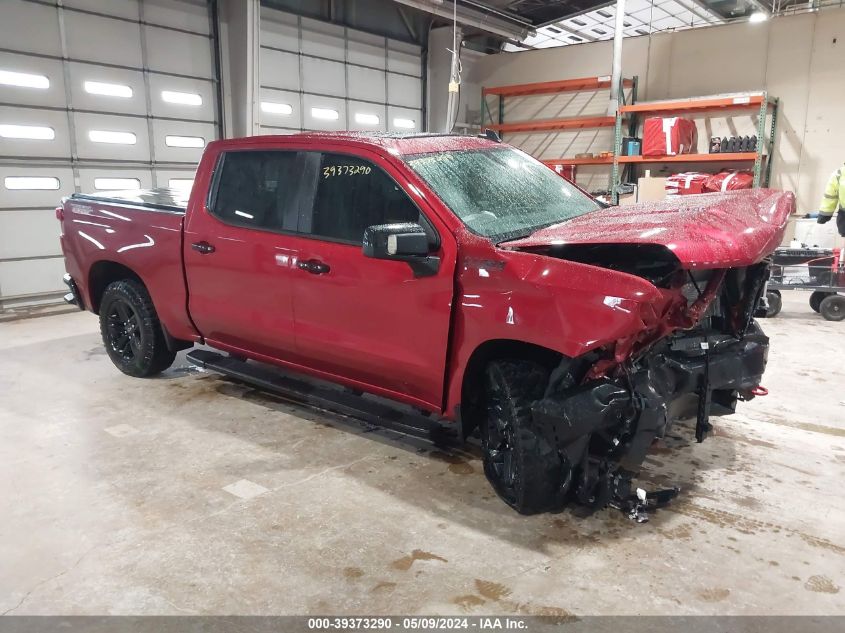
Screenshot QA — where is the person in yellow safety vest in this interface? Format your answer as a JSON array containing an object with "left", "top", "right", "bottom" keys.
[{"left": 817, "top": 163, "right": 845, "bottom": 236}]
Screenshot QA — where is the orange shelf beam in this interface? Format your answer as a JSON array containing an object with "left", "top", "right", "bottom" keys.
[
  {"left": 483, "top": 76, "right": 635, "bottom": 98},
  {"left": 485, "top": 116, "right": 616, "bottom": 134},
  {"left": 618, "top": 152, "right": 762, "bottom": 163},
  {"left": 543, "top": 156, "right": 614, "bottom": 166},
  {"left": 620, "top": 95, "right": 771, "bottom": 115}
]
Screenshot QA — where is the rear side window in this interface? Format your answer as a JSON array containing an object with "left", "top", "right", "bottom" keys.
[
  {"left": 210, "top": 150, "right": 298, "bottom": 231},
  {"left": 306, "top": 153, "right": 422, "bottom": 243}
]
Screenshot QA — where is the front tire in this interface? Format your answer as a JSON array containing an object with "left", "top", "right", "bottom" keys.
[
  {"left": 481, "top": 359, "right": 562, "bottom": 514},
  {"left": 99, "top": 279, "right": 176, "bottom": 377}
]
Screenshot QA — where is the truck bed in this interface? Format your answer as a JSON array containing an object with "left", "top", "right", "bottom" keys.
[
  {"left": 70, "top": 188, "right": 189, "bottom": 214},
  {"left": 60, "top": 187, "right": 196, "bottom": 342}
]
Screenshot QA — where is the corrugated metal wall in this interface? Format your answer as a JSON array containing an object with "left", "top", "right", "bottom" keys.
[
  {"left": 259, "top": 7, "right": 423, "bottom": 135},
  {"left": 0, "top": 0, "right": 220, "bottom": 308}
]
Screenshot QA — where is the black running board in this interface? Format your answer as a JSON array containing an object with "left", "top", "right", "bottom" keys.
[{"left": 186, "top": 349, "right": 458, "bottom": 444}]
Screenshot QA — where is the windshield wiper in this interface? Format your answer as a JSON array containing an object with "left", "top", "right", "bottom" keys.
[
  {"left": 494, "top": 229, "right": 535, "bottom": 245},
  {"left": 495, "top": 218, "right": 571, "bottom": 245}
]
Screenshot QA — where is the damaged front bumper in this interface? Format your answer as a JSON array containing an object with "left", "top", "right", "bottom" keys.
[{"left": 531, "top": 328, "right": 768, "bottom": 518}]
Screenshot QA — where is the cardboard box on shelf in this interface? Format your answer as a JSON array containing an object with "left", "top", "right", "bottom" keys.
[
  {"left": 619, "top": 186, "right": 637, "bottom": 206},
  {"left": 637, "top": 174, "right": 667, "bottom": 202}
]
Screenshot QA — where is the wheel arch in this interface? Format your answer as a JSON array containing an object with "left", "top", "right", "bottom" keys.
[
  {"left": 89, "top": 262, "right": 193, "bottom": 353},
  {"left": 87, "top": 260, "right": 144, "bottom": 315},
  {"left": 457, "top": 338, "right": 564, "bottom": 439}
]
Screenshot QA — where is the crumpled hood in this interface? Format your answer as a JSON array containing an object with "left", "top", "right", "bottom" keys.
[{"left": 502, "top": 189, "right": 795, "bottom": 269}]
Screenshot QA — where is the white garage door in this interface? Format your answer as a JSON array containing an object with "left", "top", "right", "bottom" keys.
[
  {"left": 259, "top": 8, "right": 424, "bottom": 135},
  {"left": 0, "top": 0, "right": 220, "bottom": 309}
]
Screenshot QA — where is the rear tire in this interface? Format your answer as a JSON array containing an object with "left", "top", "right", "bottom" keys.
[
  {"left": 481, "top": 359, "right": 562, "bottom": 514},
  {"left": 819, "top": 294, "right": 845, "bottom": 322},
  {"left": 810, "top": 291, "right": 833, "bottom": 313},
  {"left": 99, "top": 279, "right": 176, "bottom": 377}
]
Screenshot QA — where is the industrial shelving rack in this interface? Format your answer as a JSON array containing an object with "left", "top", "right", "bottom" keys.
[
  {"left": 610, "top": 92, "right": 779, "bottom": 203},
  {"left": 480, "top": 75, "right": 638, "bottom": 170}
]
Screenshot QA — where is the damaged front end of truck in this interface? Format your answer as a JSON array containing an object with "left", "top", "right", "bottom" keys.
[
  {"left": 500, "top": 190, "right": 793, "bottom": 520},
  {"left": 534, "top": 261, "right": 770, "bottom": 521}
]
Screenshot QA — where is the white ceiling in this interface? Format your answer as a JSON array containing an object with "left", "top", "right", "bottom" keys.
[{"left": 503, "top": 0, "right": 724, "bottom": 51}]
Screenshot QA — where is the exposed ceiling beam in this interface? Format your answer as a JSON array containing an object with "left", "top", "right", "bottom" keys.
[
  {"left": 461, "top": 0, "right": 531, "bottom": 25},
  {"left": 534, "top": 2, "right": 615, "bottom": 29},
  {"left": 390, "top": 0, "right": 535, "bottom": 41},
  {"left": 396, "top": 5, "right": 419, "bottom": 40},
  {"left": 547, "top": 21, "right": 599, "bottom": 42},
  {"left": 746, "top": 0, "right": 772, "bottom": 14},
  {"left": 674, "top": 0, "right": 723, "bottom": 24}
]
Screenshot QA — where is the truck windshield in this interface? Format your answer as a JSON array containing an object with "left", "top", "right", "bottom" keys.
[{"left": 405, "top": 147, "right": 601, "bottom": 242}]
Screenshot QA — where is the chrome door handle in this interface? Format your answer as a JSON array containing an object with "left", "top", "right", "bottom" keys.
[
  {"left": 297, "top": 259, "right": 330, "bottom": 274},
  {"left": 191, "top": 241, "right": 215, "bottom": 254}
]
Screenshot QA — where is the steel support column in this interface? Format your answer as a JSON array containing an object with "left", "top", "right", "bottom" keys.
[
  {"left": 218, "top": 0, "right": 260, "bottom": 138},
  {"left": 608, "top": 0, "right": 626, "bottom": 115}
]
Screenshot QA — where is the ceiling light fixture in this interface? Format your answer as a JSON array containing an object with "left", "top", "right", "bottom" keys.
[
  {"left": 84, "top": 81, "right": 133, "bottom": 98},
  {"left": 0, "top": 124, "right": 55, "bottom": 140},
  {"left": 161, "top": 90, "right": 202, "bottom": 106},
  {"left": 4, "top": 176, "right": 59, "bottom": 189},
  {"left": 89, "top": 130, "right": 136, "bottom": 144},
  {"left": 165, "top": 135, "right": 204, "bottom": 148},
  {"left": 311, "top": 107, "right": 339, "bottom": 120},
  {"left": 355, "top": 113, "right": 380, "bottom": 125},
  {"left": 0, "top": 70, "right": 49, "bottom": 89},
  {"left": 261, "top": 101, "right": 293, "bottom": 115}
]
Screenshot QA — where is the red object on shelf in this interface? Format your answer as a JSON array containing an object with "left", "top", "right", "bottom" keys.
[
  {"left": 550, "top": 163, "right": 576, "bottom": 182},
  {"left": 642, "top": 117, "right": 697, "bottom": 157},
  {"left": 665, "top": 172, "right": 709, "bottom": 196},
  {"left": 703, "top": 170, "right": 753, "bottom": 192}
]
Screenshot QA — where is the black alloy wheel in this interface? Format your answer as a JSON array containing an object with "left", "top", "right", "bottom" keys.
[
  {"left": 106, "top": 299, "right": 142, "bottom": 362},
  {"left": 481, "top": 359, "right": 563, "bottom": 514},
  {"left": 98, "top": 279, "right": 176, "bottom": 377},
  {"left": 486, "top": 396, "right": 518, "bottom": 490}
]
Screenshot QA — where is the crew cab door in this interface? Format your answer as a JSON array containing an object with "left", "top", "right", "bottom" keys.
[
  {"left": 289, "top": 149, "right": 456, "bottom": 410},
  {"left": 183, "top": 149, "right": 303, "bottom": 360}
]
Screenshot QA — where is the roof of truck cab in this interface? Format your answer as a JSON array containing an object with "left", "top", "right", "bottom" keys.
[{"left": 207, "top": 132, "right": 500, "bottom": 156}]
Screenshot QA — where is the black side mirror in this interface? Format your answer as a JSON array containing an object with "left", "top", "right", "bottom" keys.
[
  {"left": 363, "top": 223, "right": 440, "bottom": 277},
  {"left": 363, "top": 222, "right": 428, "bottom": 258}
]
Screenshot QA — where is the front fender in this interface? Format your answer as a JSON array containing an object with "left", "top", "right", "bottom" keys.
[{"left": 444, "top": 249, "right": 670, "bottom": 417}]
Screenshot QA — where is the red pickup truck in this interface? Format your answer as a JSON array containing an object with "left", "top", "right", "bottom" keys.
[{"left": 58, "top": 133, "right": 794, "bottom": 517}]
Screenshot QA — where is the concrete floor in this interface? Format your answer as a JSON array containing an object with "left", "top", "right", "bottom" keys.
[{"left": 1, "top": 292, "right": 843, "bottom": 616}]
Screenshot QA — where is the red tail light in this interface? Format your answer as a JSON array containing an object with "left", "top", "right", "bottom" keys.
[{"left": 55, "top": 206, "right": 64, "bottom": 221}]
